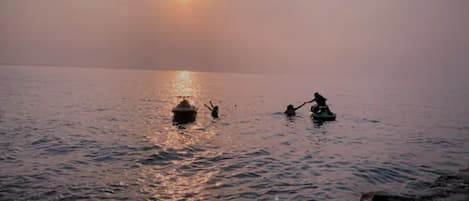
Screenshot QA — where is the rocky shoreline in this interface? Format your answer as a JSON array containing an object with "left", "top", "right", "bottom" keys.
[{"left": 360, "top": 167, "right": 469, "bottom": 201}]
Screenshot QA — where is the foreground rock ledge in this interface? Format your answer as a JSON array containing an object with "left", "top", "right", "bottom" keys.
[{"left": 360, "top": 167, "right": 469, "bottom": 201}]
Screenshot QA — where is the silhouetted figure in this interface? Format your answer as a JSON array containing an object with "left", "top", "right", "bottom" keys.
[
  {"left": 307, "top": 92, "right": 327, "bottom": 106},
  {"left": 204, "top": 100, "right": 219, "bottom": 119},
  {"left": 172, "top": 98, "right": 197, "bottom": 124},
  {"left": 306, "top": 92, "right": 331, "bottom": 113},
  {"left": 284, "top": 102, "right": 307, "bottom": 117}
]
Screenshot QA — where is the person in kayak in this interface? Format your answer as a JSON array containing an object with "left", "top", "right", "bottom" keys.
[
  {"left": 204, "top": 100, "right": 219, "bottom": 119},
  {"left": 306, "top": 92, "right": 330, "bottom": 113},
  {"left": 177, "top": 99, "right": 192, "bottom": 108},
  {"left": 284, "top": 102, "right": 307, "bottom": 117}
]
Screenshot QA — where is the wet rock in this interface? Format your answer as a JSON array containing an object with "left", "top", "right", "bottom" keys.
[
  {"left": 361, "top": 167, "right": 469, "bottom": 201},
  {"left": 360, "top": 192, "right": 416, "bottom": 201}
]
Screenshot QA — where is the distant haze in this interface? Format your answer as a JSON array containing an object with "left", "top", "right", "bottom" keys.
[{"left": 1, "top": 0, "right": 468, "bottom": 76}]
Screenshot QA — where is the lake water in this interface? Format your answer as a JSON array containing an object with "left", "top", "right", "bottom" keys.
[{"left": 0, "top": 65, "right": 468, "bottom": 201}]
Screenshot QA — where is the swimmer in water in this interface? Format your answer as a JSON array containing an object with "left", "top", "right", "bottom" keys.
[
  {"left": 204, "top": 100, "right": 219, "bottom": 119},
  {"left": 284, "top": 102, "right": 307, "bottom": 117}
]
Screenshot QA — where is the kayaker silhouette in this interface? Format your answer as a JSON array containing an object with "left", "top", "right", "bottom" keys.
[
  {"left": 306, "top": 92, "right": 330, "bottom": 113},
  {"left": 172, "top": 97, "right": 198, "bottom": 124}
]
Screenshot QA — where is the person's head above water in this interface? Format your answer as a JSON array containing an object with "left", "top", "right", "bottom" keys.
[
  {"left": 213, "top": 106, "right": 219, "bottom": 112},
  {"left": 285, "top": 104, "right": 296, "bottom": 116}
]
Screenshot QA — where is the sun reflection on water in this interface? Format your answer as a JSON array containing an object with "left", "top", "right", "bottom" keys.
[
  {"left": 139, "top": 164, "right": 219, "bottom": 200},
  {"left": 172, "top": 71, "right": 199, "bottom": 99},
  {"left": 140, "top": 129, "right": 220, "bottom": 200},
  {"left": 137, "top": 70, "right": 220, "bottom": 200},
  {"left": 149, "top": 129, "right": 215, "bottom": 150}
]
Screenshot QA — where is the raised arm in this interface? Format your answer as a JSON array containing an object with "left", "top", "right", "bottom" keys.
[
  {"left": 209, "top": 100, "right": 215, "bottom": 108},
  {"left": 204, "top": 104, "right": 213, "bottom": 111}
]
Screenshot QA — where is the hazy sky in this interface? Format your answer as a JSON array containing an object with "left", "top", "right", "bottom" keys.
[{"left": 1, "top": 0, "right": 468, "bottom": 75}]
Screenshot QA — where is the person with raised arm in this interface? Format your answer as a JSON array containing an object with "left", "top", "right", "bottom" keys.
[
  {"left": 204, "top": 100, "right": 219, "bottom": 119},
  {"left": 284, "top": 102, "right": 307, "bottom": 117}
]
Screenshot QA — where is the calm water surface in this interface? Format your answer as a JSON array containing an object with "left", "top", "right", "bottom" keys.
[{"left": 0, "top": 65, "right": 468, "bottom": 201}]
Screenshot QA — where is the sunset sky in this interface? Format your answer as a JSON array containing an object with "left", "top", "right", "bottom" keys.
[{"left": 1, "top": 0, "right": 468, "bottom": 76}]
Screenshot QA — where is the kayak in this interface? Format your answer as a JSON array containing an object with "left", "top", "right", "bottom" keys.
[
  {"left": 172, "top": 99, "right": 197, "bottom": 124},
  {"left": 311, "top": 105, "right": 336, "bottom": 121},
  {"left": 312, "top": 111, "right": 336, "bottom": 121}
]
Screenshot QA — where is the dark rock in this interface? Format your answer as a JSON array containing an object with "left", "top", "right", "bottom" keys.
[
  {"left": 461, "top": 167, "right": 469, "bottom": 173},
  {"left": 361, "top": 167, "right": 469, "bottom": 201},
  {"left": 360, "top": 192, "right": 417, "bottom": 201}
]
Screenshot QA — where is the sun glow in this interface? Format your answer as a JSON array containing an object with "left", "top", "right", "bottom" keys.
[{"left": 178, "top": 0, "right": 190, "bottom": 4}]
